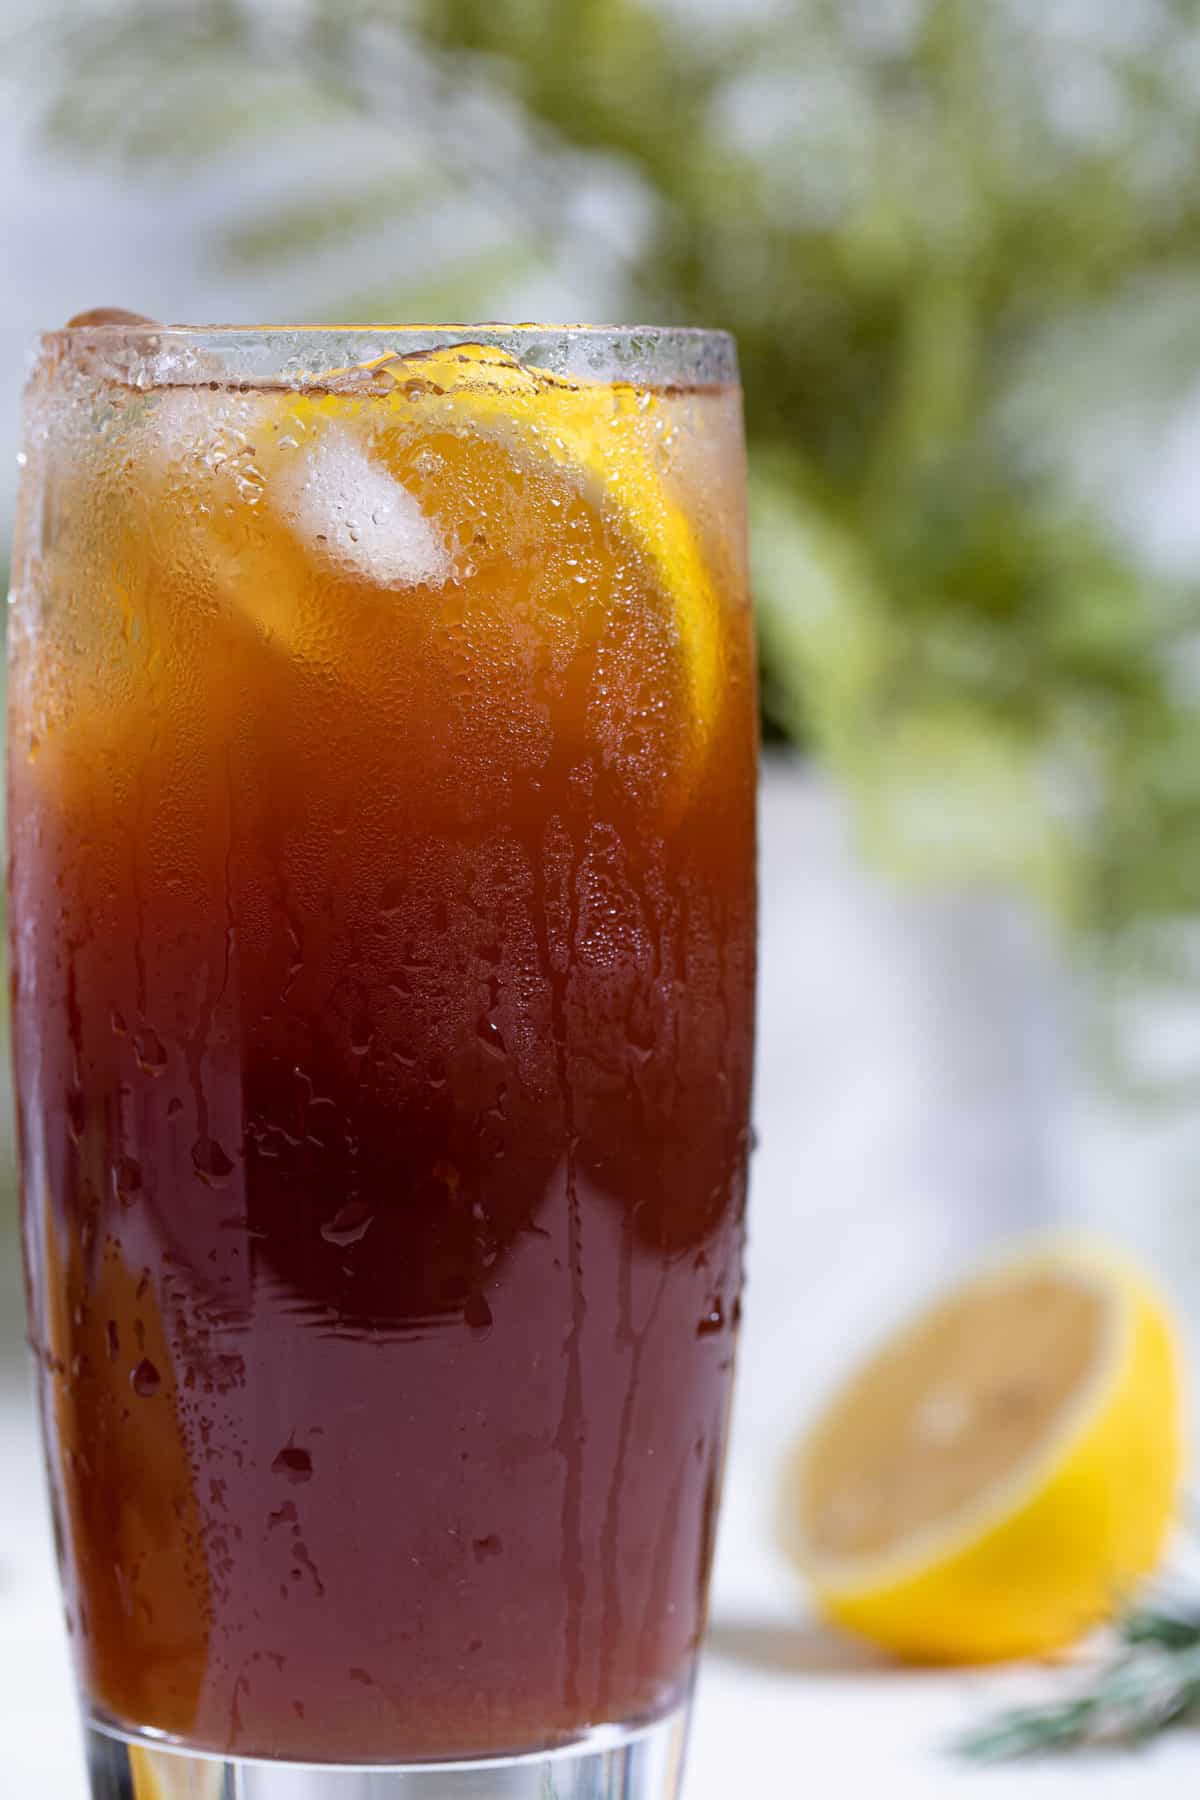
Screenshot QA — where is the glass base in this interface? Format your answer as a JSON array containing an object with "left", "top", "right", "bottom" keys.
[{"left": 84, "top": 1709, "right": 690, "bottom": 1799}]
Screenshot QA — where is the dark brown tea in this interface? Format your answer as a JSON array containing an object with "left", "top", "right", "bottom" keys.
[{"left": 10, "top": 334, "right": 756, "bottom": 1761}]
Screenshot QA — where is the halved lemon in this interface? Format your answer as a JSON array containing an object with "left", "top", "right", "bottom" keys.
[{"left": 778, "top": 1236, "right": 1186, "bottom": 1663}]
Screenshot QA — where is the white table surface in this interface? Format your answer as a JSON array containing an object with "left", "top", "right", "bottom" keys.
[{"left": 4, "top": 761, "right": 1199, "bottom": 1792}]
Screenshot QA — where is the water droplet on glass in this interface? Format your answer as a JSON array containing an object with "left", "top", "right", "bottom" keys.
[
  {"left": 320, "top": 1201, "right": 374, "bottom": 1248},
  {"left": 105, "top": 1321, "right": 119, "bottom": 1362},
  {"left": 66, "top": 1088, "right": 86, "bottom": 1144},
  {"left": 113, "top": 1155, "right": 142, "bottom": 1205},
  {"left": 472, "top": 1533, "right": 503, "bottom": 1561},
  {"left": 464, "top": 1292, "right": 493, "bottom": 1332},
  {"left": 696, "top": 1299, "right": 725, "bottom": 1337},
  {"left": 167, "top": 1097, "right": 184, "bottom": 1119},
  {"left": 110, "top": 1009, "right": 127, "bottom": 1036},
  {"left": 131, "top": 1358, "right": 161, "bottom": 1397},
  {"left": 272, "top": 1445, "right": 313, "bottom": 1484},
  {"left": 192, "top": 1136, "right": 235, "bottom": 1186},
  {"left": 133, "top": 1028, "right": 167, "bottom": 1075}
]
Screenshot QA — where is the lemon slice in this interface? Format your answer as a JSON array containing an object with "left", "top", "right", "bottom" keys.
[
  {"left": 279, "top": 345, "right": 721, "bottom": 755},
  {"left": 364, "top": 343, "right": 722, "bottom": 746},
  {"left": 778, "top": 1236, "right": 1185, "bottom": 1663},
  {"left": 129, "top": 347, "right": 722, "bottom": 815},
  {"left": 275, "top": 343, "right": 723, "bottom": 810}
]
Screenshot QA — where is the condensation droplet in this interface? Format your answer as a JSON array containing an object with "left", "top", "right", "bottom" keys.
[
  {"left": 131, "top": 1358, "right": 161, "bottom": 1397},
  {"left": 272, "top": 1445, "right": 313, "bottom": 1484},
  {"left": 66, "top": 1088, "right": 86, "bottom": 1144},
  {"left": 113, "top": 1155, "right": 142, "bottom": 1205},
  {"left": 320, "top": 1201, "right": 374, "bottom": 1248},
  {"left": 133, "top": 1028, "right": 168, "bottom": 1075},
  {"left": 464, "top": 1292, "right": 493, "bottom": 1332},
  {"left": 379, "top": 878, "right": 406, "bottom": 917},
  {"left": 192, "top": 1136, "right": 235, "bottom": 1186}
]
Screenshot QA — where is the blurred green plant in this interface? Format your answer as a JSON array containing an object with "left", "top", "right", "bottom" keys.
[
  {"left": 959, "top": 1596, "right": 1200, "bottom": 1760},
  {"left": 19, "top": 0, "right": 1200, "bottom": 961}
]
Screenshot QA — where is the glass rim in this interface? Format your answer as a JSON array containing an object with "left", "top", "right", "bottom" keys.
[{"left": 34, "top": 320, "right": 738, "bottom": 390}]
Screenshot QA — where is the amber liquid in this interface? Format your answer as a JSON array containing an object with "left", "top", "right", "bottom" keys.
[{"left": 10, "top": 344, "right": 756, "bottom": 1761}]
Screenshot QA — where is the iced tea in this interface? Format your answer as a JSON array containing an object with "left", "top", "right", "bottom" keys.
[{"left": 10, "top": 325, "right": 756, "bottom": 1765}]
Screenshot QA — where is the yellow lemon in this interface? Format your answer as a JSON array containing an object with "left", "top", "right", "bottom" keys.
[
  {"left": 267, "top": 343, "right": 723, "bottom": 812},
  {"left": 368, "top": 342, "right": 722, "bottom": 747},
  {"left": 778, "top": 1236, "right": 1186, "bottom": 1663},
  {"left": 149, "top": 345, "right": 721, "bottom": 812},
  {"left": 282, "top": 344, "right": 721, "bottom": 750}
]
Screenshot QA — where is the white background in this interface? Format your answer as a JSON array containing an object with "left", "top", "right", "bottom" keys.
[{"left": 3, "top": 32, "right": 1200, "bottom": 1793}]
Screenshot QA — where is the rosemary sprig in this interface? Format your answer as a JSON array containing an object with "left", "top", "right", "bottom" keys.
[{"left": 958, "top": 1608, "right": 1200, "bottom": 1761}]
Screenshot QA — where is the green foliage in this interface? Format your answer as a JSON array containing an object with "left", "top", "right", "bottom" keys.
[
  {"left": 221, "top": 173, "right": 444, "bottom": 268},
  {"left": 20, "top": 0, "right": 1200, "bottom": 952},
  {"left": 958, "top": 1597, "right": 1200, "bottom": 1759}
]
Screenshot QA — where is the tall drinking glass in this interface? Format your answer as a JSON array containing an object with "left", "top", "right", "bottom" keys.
[{"left": 9, "top": 323, "right": 756, "bottom": 1797}]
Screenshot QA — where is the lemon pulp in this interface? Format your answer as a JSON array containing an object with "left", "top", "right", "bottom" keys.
[{"left": 779, "top": 1237, "right": 1186, "bottom": 1663}]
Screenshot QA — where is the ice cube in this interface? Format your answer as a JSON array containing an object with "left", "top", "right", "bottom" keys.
[{"left": 273, "top": 429, "right": 449, "bottom": 589}]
